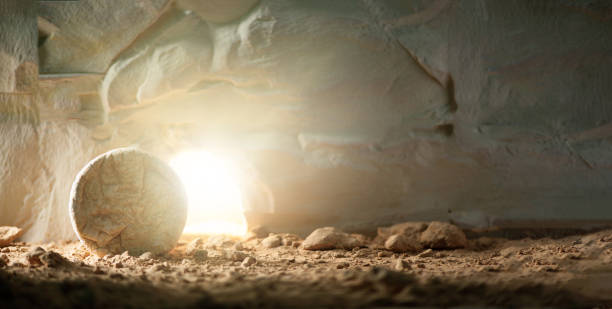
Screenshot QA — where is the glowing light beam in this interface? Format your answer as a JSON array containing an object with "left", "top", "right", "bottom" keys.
[{"left": 169, "top": 150, "right": 247, "bottom": 237}]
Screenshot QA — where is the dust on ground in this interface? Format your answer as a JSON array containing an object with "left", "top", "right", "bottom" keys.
[{"left": 1, "top": 229, "right": 612, "bottom": 308}]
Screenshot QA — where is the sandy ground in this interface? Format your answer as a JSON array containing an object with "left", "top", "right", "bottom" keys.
[{"left": 1, "top": 229, "right": 612, "bottom": 308}]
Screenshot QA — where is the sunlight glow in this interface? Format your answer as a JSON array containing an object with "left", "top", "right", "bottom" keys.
[{"left": 169, "top": 150, "right": 247, "bottom": 237}]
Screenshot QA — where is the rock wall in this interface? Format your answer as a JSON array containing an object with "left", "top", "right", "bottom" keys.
[{"left": 1, "top": 0, "right": 612, "bottom": 241}]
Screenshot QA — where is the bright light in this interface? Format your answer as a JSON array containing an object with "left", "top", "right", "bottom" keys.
[{"left": 169, "top": 150, "right": 247, "bottom": 237}]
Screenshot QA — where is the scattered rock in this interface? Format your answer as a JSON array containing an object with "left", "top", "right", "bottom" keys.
[
  {"left": 192, "top": 250, "right": 208, "bottom": 261},
  {"left": 375, "top": 222, "right": 428, "bottom": 244},
  {"left": 26, "top": 247, "right": 46, "bottom": 267},
  {"left": 205, "top": 235, "right": 235, "bottom": 249},
  {"left": 233, "top": 242, "right": 244, "bottom": 251},
  {"left": 394, "top": 259, "right": 410, "bottom": 271},
  {"left": 0, "top": 254, "right": 8, "bottom": 267},
  {"left": 139, "top": 252, "right": 154, "bottom": 260},
  {"left": 0, "top": 226, "right": 23, "bottom": 247},
  {"left": 353, "top": 248, "right": 373, "bottom": 258},
  {"left": 336, "top": 262, "right": 350, "bottom": 269},
  {"left": 378, "top": 251, "right": 392, "bottom": 257},
  {"left": 241, "top": 256, "right": 256, "bottom": 267},
  {"left": 93, "top": 266, "right": 106, "bottom": 275},
  {"left": 227, "top": 250, "right": 249, "bottom": 262},
  {"left": 185, "top": 238, "right": 204, "bottom": 255},
  {"left": 247, "top": 226, "right": 269, "bottom": 239},
  {"left": 419, "top": 222, "right": 467, "bottom": 249},
  {"left": 262, "top": 235, "right": 282, "bottom": 248},
  {"left": 417, "top": 249, "right": 434, "bottom": 258},
  {"left": 282, "top": 234, "right": 302, "bottom": 247},
  {"left": 333, "top": 251, "right": 345, "bottom": 258},
  {"left": 39, "top": 251, "right": 72, "bottom": 268},
  {"left": 385, "top": 234, "right": 422, "bottom": 253},
  {"left": 302, "top": 227, "right": 364, "bottom": 250}
]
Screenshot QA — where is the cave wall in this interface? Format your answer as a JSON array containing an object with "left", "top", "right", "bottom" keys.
[{"left": 1, "top": 0, "right": 612, "bottom": 241}]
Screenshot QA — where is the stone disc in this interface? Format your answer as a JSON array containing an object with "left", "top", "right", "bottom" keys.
[{"left": 69, "top": 148, "right": 187, "bottom": 256}]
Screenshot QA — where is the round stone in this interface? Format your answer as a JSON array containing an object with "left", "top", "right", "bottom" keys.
[{"left": 69, "top": 148, "right": 187, "bottom": 256}]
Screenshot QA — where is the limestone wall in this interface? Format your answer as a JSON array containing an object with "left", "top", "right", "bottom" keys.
[{"left": 1, "top": 0, "right": 612, "bottom": 241}]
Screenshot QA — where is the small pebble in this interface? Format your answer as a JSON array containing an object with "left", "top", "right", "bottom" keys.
[
  {"left": 242, "top": 256, "right": 256, "bottom": 267},
  {"left": 417, "top": 249, "right": 434, "bottom": 258},
  {"left": 378, "top": 251, "right": 392, "bottom": 257},
  {"left": 262, "top": 235, "right": 283, "bottom": 248},
  {"left": 336, "top": 262, "right": 350, "bottom": 269},
  {"left": 139, "top": 252, "right": 154, "bottom": 260},
  {"left": 394, "top": 259, "right": 410, "bottom": 271}
]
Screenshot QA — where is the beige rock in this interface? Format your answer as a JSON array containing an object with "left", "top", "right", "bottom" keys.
[
  {"left": 192, "top": 249, "right": 208, "bottom": 261},
  {"left": 417, "top": 249, "right": 434, "bottom": 258},
  {"left": 377, "top": 251, "right": 392, "bottom": 257},
  {"left": 419, "top": 222, "right": 467, "bottom": 249},
  {"left": 0, "top": 226, "right": 23, "bottom": 247},
  {"left": 241, "top": 256, "right": 256, "bottom": 267},
  {"left": 393, "top": 259, "right": 410, "bottom": 271},
  {"left": 376, "top": 222, "right": 429, "bottom": 244},
  {"left": 40, "top": 251, "right": 71, "bottom": 268},
  {"left": 176, "top": 0, "right": 259, "bottom": 23},
  {"left": 261, "top": 235, "right": 282, "bottom": 248},
  {"left": 281, "top": 234, "right": 302, "bottom": 246},
  {"left": 185, "top": 238, "right": 204, "bottom": 255},
  {"left": 205, "top": 235, "right": 235, "bottom": 249},
  {"left": 302, "top": 227, "right": 363, "bottom": 251},
  {"left": 69, "top": 148, "right": 188, "bottom": 256},
  {"left": 26, "top": 247, "right": 46, "bottom": 267},
  {"left": 0, "top": 254, "right": 8, "bottom": 267},
  {"left": 139, "top": 252, "right": 154, "bottom": 260},
  {"left": 227, "top": 250, "right": 249, "bottom": 262},
  {"left": 384, "top": 234, "right": 422, "bottom": 253},
  {"left": 38, "top": 0, "right": 170, "bottom": 73},
  {"left": 247, "top": 226, "right": 269, "bottom": 239}
]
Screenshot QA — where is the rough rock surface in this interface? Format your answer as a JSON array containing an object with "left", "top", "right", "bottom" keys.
[
  {"left": 261, "top": 234, "right": 282, "bottom": 248},
  {"left": 38, "top": 0, "right": 170, "bottom": 73},
  {"left": 176, "top": 0, "right": 259, "bottom": 23},
  {"left": 0, "top": 0, "right": 37, "bottom": 92},
  {"left": 384, "top": 233, "right": 422, "bottom": 253},
  {"left": 302, "top": 227, "right": 363, "bottom": 250},
  {"left": 69, "top": 148, "right": 188, "bottom": 256},
  {"left": 246, "top": 225, "right": 269, "bottom": 239},
  {"left": 2, "top": 0, "right": 612, "bottom": 242},
  {"left": 2, "top": 230, "right": 612, "bottom": 307},
  {"left": 419, "top": 222, "right": 468, "bottom": 249},
  {"left": 376, "top": 222, "right": 429, "bottom": 244},
  {"left": 185, "top": 238, "right": 204, "bottom": 255},
  {"left": 0, "top": 226, "right": 23, "bottom": 247}
]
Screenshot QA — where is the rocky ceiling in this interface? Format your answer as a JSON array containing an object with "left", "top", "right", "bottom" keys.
[{"left": 1, "top": 0, "right": 612, "bottom": 242}]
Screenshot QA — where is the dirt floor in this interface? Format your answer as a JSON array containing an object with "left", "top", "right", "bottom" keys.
[{"left": 1, "top": 228, "right": 612, "bottom": 308}]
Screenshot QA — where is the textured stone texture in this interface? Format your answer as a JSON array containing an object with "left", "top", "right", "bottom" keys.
[
  {"left": 176, "top": 0, "right": 259, "bottom": 23},
  {"left": 69, "top": 148, "right": 188, "bottom": 256},
  {"left": 0, "top": 0, "right": 37, "bottom": 92},
  {"left": 384, "top": 233, "right": 423, "bottom": 253},
  {"left": 0, "top": 227, "right": 23, "bottom": 247},
  {"left": 302, "top": 227, "right": 363, "bottom": 250},
  {"left": 376, "top": 222, "right": 429, "bottom": 245},
  {"left": 261, "top": 234, "right": 282, "bottom": 248},
  {"left": 2, "top": 0, "right": 612, "bottom": 241},
  {"left": 419, "top": 222, "right": 467, "bottom": 249},
  {"left": 38, "top": 0, "right": 170, "bottom": 73}
]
